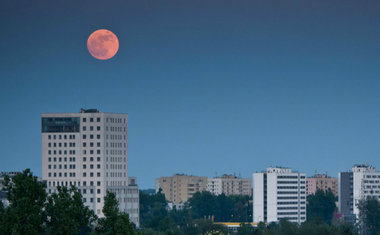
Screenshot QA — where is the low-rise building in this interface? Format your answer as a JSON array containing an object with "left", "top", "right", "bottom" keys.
[
  {"left": 306, "top": 174, "right": 338, "bottom": 196},
  {"left": 207, "top": 174, "right": 252, "bottom": 197},
  {"left": 0, "top": 172, "right": 21, "bottom": 207},
  {"left": 156, "top": 174, "right": 208, "bottom": 203}
]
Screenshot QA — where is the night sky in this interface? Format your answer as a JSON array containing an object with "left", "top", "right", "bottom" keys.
[{"left": 1, "top": 0, "right": 380, "bottom": 188}]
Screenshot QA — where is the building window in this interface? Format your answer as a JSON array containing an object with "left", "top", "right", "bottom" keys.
[
  {"left": 90, "top": 118, "right": 94, "bottom": 122},
  {"left": 83, "top": 135, "right": 86, "bottom": 139},
  {"left": 90, "top": 135, "right": 94, "bottom": 139},
  {"left": 97, "top": 135, "right": 101, "bottom": 139},
  {"left": 97, "top": 126, "right": 101, "bottom": 131},
  {"left": 83, "top": 118, "right": 86, "bottom": 122},
  {"left": 97, "top": 198, "right": 101, "bottom": 203},
  {"left": 83, "top": 143, "right": 86, "bottom": 147},
  {"left": 83, "top": 126, "right": 86, "bottom": 131},
  {"left": 83, "top": 172, "right": 86, "bottom": 177},
  {"left": 97, "top": 118, "right": 100, "bottom": 122}
]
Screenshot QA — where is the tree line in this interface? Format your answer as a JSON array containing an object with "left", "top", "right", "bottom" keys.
[
  {"left": 138, "top": 188, "right": 380, "bottom": 235},
  {"left": 1, "top": 169, "right": 380, "bottom": 235},
  {"left": 0, "top": 169, "right": 134, "bottom": 235}
]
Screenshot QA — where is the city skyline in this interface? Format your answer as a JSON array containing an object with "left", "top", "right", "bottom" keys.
[{"left": 1, "top": 0, "right": 380, "bottom": 189}]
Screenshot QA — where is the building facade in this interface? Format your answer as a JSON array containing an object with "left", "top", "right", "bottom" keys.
[
  {"left": 207, "top": 174, "right": 252, "bottom": 197},
  {"left": 0, "top": 172, "right": 20, "bottom": 207},
  {"left": 41, "top": 109, "right": 139, "bottom": 227},
  {"left": 253, "top": 167, "right": 307, "bottom": 224},
  {"left": 306, "top": 174, "right": 338, "bottom": 196},
  {"left": 156, "top": 174, "right": 208, "bottom": 204},
  {"left": 339, "top": 164, "right": 380, "bottom": 222}
]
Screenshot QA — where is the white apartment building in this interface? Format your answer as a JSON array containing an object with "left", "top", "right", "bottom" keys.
[
  {"left": 41, "top": 109, "right": 139, "bottom": 227},
  {"left": 253, "top": 167, "right": 306, "bottom": 224},
  {"left": 339, "top": 164, "right": 380, "bottom": 222},
  {"left": 207, "top": 174, "right": 252, "bottom": 197}
]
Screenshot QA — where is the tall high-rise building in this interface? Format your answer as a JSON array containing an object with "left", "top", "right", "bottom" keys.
[
  {"left": 338, "top": 164, "right": 380, "bottom": 223},
  {"left": 41, "top": 109, "right": 139, "bottom": 227},
  {"left": 156, "top": 174, "right": 208, "bottom": 204},
  {"left": 253, "top": 167, "right": 307, "bottom": 224},
  {"left": 207, "top": 174, "right": 252, "bottom": 197},
  {"left": 306, "top": 174, "right": 338, "bottom": 196}
]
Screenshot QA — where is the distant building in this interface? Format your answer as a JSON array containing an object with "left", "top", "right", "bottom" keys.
[
  {"left": 0, "top": 172, "right": 20, "bottom": 207},
  {"left": 0, "top": 171, "right": 20, "bottom": 190},
  {"left": 207, "top": 174, "right": 252, "bottom": 197},
  {"left": 41, "top": 109, "right": 139, "bottom": 227},
  {"left": 156, "top": 174, "right": 208, "bottom": 203},
  {"left": 306, "top": 174, "right": 338, "bottom": 196},
  {"left": 253, "top": 167, "right": 307, "bottom": 224},
  {"left": 339, "top": 164, "right": 380, "bottom": 223}
]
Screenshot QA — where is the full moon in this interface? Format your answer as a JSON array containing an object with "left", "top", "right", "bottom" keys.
[{"left": 87, "top": 29, "right": 119, "bottom": 60}]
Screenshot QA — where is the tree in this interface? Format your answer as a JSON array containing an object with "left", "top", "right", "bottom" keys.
[
  {"left": 358, "top": 197, "right": 380, "bottom": 235},
  {"left": 237, "top": 223, "right": 254, "bottom": 235},
  {"left": 139, "top": 189, "right": 170, "bottom": 230},
  {"left": 45, "top": 186, "right": 97, "bottom": 235},
  {"left": 187, "top": 191, "right": 217, "bottom": 220},
  {"left": 96, "top": 191, "right": 134, "bottom": 235},
  {"left": 0, "top": 169, "right": 46, "bottom": 235},
  {"left": 307, "top": 189, "right": 336, "bottom": 224}
]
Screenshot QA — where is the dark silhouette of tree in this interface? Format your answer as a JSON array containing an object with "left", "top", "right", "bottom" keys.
[
  {"left": 96, "top": 191, "right": 135, "bottom": 235},
  {"left": 358, "top": 197, "right": 380, "bottom": 235},
  {"left": 307, "top": 189, "right": 336, "bottom": 224},
  {"left": 45, "top": 186, "right": 97, "bottom": 235},
  {"left": 0, "top": 169, "right": 46, "bottom": 234}
]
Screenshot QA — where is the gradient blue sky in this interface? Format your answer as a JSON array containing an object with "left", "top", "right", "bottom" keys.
[{"left": 1, "top": 0, "right": 379, "bottom": 189}]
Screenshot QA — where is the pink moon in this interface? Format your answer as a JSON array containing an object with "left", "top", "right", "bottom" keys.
[{"left": 87, "top": 29, "right": 119, "bottom": 60}]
